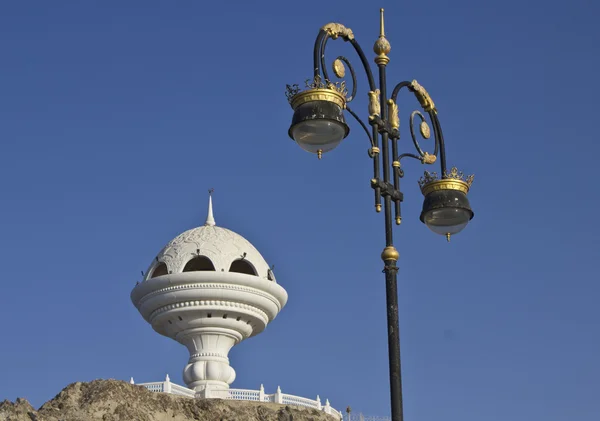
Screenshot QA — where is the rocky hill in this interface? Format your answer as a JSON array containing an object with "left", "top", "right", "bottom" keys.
[{"left": 0, "top": 379, "right": 339, "bottom": 421}]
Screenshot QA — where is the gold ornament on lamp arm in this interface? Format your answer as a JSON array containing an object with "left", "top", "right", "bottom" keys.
[
  {"left": 321, "top": 23, "right": 355, "bottom": 41},
  {"left": 411, "top": 80, "right": 436, "bottom": 113},
  {"left": 420, "top": 121, "right": 431, "bottom": 139},
  {"left": 422, "top": 152, "right": 437, "bottom": 165},
  {"left": 373, "top": 9, "right": 391, "bottom": 66},
  {"left": 332, "top": 59, "right": 346, "bottom": 78},
  {"left": 368, "top": 89, "right": 381, "bottom": 116},
  {"left": 387, "top": 99, "right": 399, "bottom": 130}
]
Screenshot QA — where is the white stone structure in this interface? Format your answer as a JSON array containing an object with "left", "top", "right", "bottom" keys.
[
  {"left": 131, "top": 195, "right": 288, "bottom": 398},
  {"left": 130, "top": 376, "right": 344, "bottom": 420}
]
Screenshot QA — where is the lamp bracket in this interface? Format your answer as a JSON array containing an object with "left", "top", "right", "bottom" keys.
[
  {"left": 368, "top": 115, "right": 400, "bottom": 139},
  {"left": 371, "top": 178, "right": 403, "bottom": 202}
]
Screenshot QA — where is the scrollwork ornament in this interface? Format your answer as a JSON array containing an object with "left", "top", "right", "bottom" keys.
[
  {"left": 285, "top": 84, "right": 301, "bottom": 103},
  {"left": 443, "top": 167, "right": 475, "bottom": 187},
  {"left": 333, "top": 59, "right": 346, "bottom": 78},
  {"left": 409, "top": 111, "right": 435, "bottom": 158},
  {"left": 305, "top": 74, "right": 325, "bottom": 89},
  {"left": 420, "top": 121, "right": 431, "bottom": 139},
  {"left": 418, "top": 171, "right": 439, "bottom": 189},
  {"left": 326, "top": 56, "right": 357, "bottom": 102},
  {"left": 333, "top": 80, "right": 348, "bottom": 97},
  {"left": 445, "top": 167, "right": 463, "bottom": 179},
  {"left": 302, "top": 74, "right": 348, "bottom": 98},
  {"left": 397, "top": 166, "right": 405, "bottom": 178}
]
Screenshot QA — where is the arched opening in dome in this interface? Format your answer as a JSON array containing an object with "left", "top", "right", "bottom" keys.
[
  {"left": 150, "top": 262, "right": 168, "bottom": 278},
  {"left": 183, "top": 256, "right": 216, "bottom": 272},
  {"left": 229, "top": 259, "right": 257, "bottom": 276}
]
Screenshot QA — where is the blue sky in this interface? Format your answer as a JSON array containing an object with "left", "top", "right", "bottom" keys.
[{"left": 0, "top": 1, "right": 598, "bottom": 420}]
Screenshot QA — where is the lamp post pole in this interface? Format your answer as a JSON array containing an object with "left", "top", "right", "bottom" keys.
[
  {"left": 286, "top": 9, "right": 475, "bottom": 421},
  {"left": 374, "top": 16, "right": 404, "bottom": 420}
]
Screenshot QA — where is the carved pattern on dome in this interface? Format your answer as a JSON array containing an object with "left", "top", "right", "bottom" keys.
[
  {"left": 146, "top": 226, "right": 270, "bottom": 279},
  {"left": 149, "top": 300, "right": 269, "bottom": 325},
  {"left": 137, "top": 283, "right": 282, "bottom": 309}
]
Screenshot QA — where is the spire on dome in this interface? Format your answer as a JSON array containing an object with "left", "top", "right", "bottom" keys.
[{"left": 205, "top": 188, "right": 216, "bottom": 226}]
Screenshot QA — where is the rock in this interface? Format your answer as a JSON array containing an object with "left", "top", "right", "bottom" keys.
[
  {"left": 0, "top": 397, "right": 36, "bottom": 420},
  {"left": 0, "top": 380, "right": 337, "bottom": 421}
]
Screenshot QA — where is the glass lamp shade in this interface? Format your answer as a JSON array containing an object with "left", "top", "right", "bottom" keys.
[
  {"left": 420, "top": 185, "right": 474, "bottom": 237},
  {"left": 422, "top": 207, "right": 472, "bottom": 235},
  {"left": 288, "top": 93, "right": 349, "bottom": 155},
  {"left": 290, "top": 119, "right": 347, "bottom": 154}
]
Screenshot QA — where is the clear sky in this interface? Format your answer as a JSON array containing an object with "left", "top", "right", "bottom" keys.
[{"left": 0, "top": 1, "right": 598, "bottom": 420}]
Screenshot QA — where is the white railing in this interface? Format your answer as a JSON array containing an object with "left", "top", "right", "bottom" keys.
[
  {"left": 227, "top": 388, "right": 260, "bottom": 401},
  {"left": 226, "top": 385, "right": 342, "bottom": 419},
  {"left": 281, "top": 393, "right": 320, "bottom": 409},
  {"left": 143, "top": 383, "right": 164, "bottom": 393},
  {"left": 132, "top": 376, "right": 342, "bottom": 419}
]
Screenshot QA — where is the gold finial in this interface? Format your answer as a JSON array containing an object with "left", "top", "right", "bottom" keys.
[
  {"left": 317, "top": 149, "right": 323, "bottom": 160},
  {"left": 373, "top": 8, "right": 391, "bottom": 65},
  {"left": 381, "top": 245, "right": 399, "bottom": 261},
  {"left": 396, "top": 217, "right": 401, "bottom": 225},
  {"left": 446, "top": 233, "right": 451, "bottom": 242},
  {"left": 376, "top": 204, "right": 382, "bottom": 212}
]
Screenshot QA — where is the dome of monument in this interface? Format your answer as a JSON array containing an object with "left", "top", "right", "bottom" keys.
[
  {"left": 131, "top": 192, "right": 287, "bottom": 396},
  {"left": 143, "top": 195, "right": 276, "bottom": 283}
]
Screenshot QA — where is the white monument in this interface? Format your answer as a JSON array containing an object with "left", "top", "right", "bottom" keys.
[{"left": 131, "top": 192, "right": 288, "bottom": 398}]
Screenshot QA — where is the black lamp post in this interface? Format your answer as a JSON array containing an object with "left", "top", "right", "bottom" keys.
[{"left": 285, "top": 9, "right": 475, "bottom": 421}]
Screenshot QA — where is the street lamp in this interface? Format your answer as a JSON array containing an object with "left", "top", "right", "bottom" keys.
[{"left": 285, "top": 9, "right": 475, "bottom": 421}]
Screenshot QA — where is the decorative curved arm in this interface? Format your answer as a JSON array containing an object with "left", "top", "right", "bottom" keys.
[
  {"left": 389, "top": 80, "right": 448, "bottom": 175},
  {"left": 314, "top": 25, "right": 376, "bottom": 92},
  {"left": 288, "top": 11, "right": 464, "bottom": 231},
  {"left": 391, "top": 81, "right": 412, "bottom": 103},
  {"left": 346, "top": 105, "right": 374, "bottom": 146},
  {"left": 312, "top": 24, "right": 449, "bottom": 176},
  {"left": 429, "top": 112, "right": 448, "bottom": 175},
  {"left": 331, "top": 56, "right": 357, "bottom": 102},
  {"left": 386, "top": 98, "right": 440, "bottom": 173}
]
